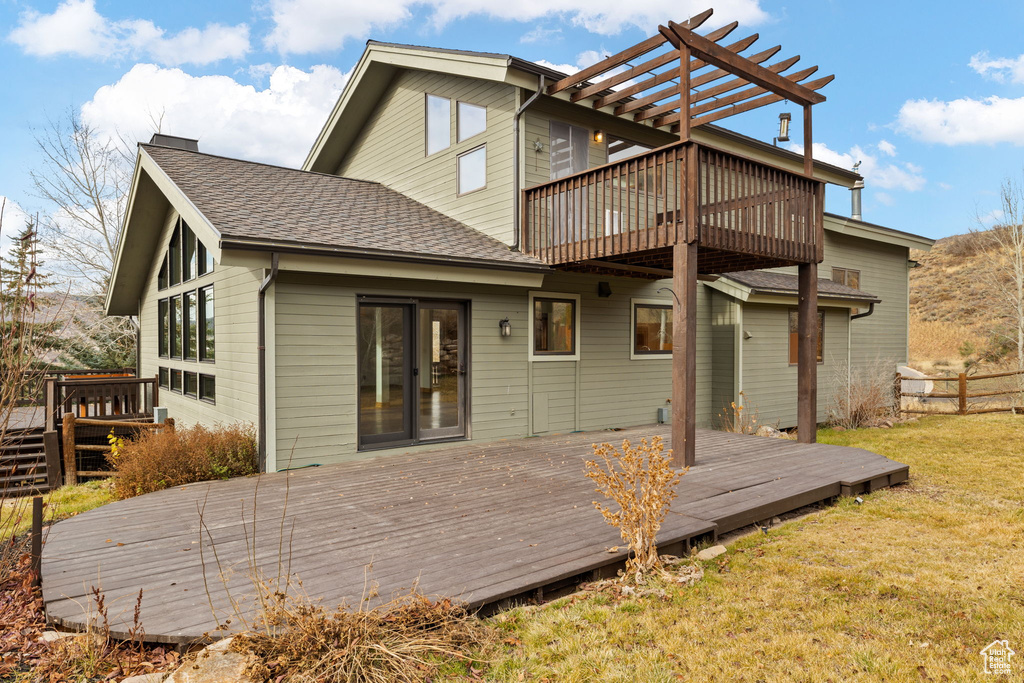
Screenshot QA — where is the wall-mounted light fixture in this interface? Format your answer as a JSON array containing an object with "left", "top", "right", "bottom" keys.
[
  {"left": 593, "top": 130, "right": 604, "bottom": 144},
  {"left": 499, "top": 317, "right": 512, "bottom": 337},
  {"left": 773, "top": 112, "right": 791, "bottom": 146},
  {"left": 597, "top": 281, "right": 612, "bottom": 298}
]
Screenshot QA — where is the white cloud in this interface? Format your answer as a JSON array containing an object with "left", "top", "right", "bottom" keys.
[
  {"left": 877, "top": 139, "right": 896, "bottom": 157},
  {"left": 520, "top": 26, "right": 562, "bottom": 44},
  {"left": 978, "top": 208, "right": 1005, "bottom": 226},
  {"left": 8, "top": 0, "right": 249, "bottom": 66},
  {"left": 874, "top": 192, "right": 894, "bottom": 207},
  {"left": 788, "top": 141, "right": 926, "bottom": 193},
  {"left": 0, "top": 197, "right": 32, "bottom": 257},
  {"left": 896, "top": 95, "right": 1024, "bottom": 145},
  {"left": 264, "top": 0, "right": 769, "bottom": 54},
  {"left": 81, "top": 63, "right": 350, "bottom": 168},
  {"left": 969, "top": 51, "right": 1024, "bottom": 84}
]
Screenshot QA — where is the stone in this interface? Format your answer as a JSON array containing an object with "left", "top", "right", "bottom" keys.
[
  {"left": 770, "top": 517, "right": 782, "bottom": 526},
  {"left": 38, "top": 631, "right": 75, "bottom": 643},
  {"left": 164, "top": 648, "right": 262, "bottom": 683},
  {"left": 205, "top": 637, "right": 234, "bottom": 653},
  {"left": 696, "top": 545, "right": 727, "bottom": 561},
  {"left": 754, "top": 425, "right": 782, "bottom": 438},
  {"left": 122, "top": 674, "right": 169, "bottom": 683}
]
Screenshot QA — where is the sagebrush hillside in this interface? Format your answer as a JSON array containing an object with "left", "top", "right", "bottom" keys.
[{"left": 909, "top": 230, "right": 1014, "bottom": 370}]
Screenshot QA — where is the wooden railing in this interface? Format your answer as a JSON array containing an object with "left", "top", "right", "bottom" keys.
[
  {"left": 17, "top": 368, "right": 135, "bottom": 407},
  {"left": 522, "top": 140, "right": 823, "bottom": 268},
  {"left": 44, "top": 376, "right": 157, "bottom": 432},
  {"left": 897, "top": 369, "right": 1024, "bottom": 415}
]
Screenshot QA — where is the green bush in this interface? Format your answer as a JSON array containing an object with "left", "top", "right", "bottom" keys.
[{"left": 108, "top": 422, "right": 257, "bottom": 499}]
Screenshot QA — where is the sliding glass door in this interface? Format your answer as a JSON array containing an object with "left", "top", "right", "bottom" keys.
[{"left": 358, "top": 299, "right": 466, "bottom": 449}]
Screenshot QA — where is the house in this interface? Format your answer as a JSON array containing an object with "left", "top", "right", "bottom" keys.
[{"left": 105, "top": 15, "right": 933, "bottom": 472}]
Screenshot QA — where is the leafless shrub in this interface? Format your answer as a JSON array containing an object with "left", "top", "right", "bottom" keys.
[
  {"left": 585, "top": 437, "right": 685, "bottom": 583},
  {"left": 716, "top": 391, "right": 761, "bottom": 434},
  {"left": 828, "top": 360, "right": 898, "bottom": 430},
  {"left": 108, "top": 422, "right": 258, "bottom": 499}
]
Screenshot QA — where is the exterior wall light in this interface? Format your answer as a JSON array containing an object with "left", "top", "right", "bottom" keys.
[
  {"left": 499, "top": 317, "right": 512, "bottom": 337},
  {"left": 593, "top": 130, "right": 604, "bottom": 144}
]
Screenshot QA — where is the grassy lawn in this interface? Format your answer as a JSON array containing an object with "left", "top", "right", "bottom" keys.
[
  {"left": 477, "top": 415, "right": 1024, "bottom": 682},
  {"left": 1, "top": 479, "right": 114, "bottom": 540}
]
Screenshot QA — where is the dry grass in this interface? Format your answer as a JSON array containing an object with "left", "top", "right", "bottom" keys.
[
  {"left": 585, "top": 437, "right": 684, "bottom": 583},
  {"left": 478, "top": 415, "right": 1024, "bottom": 682},
  {"left": 909, "top": 320, "right": 981, "bottom": 371},
  {"left": 828, "top": 360, "right": 898, "bottom": 430},
  {"left": 108, "top": 422, "right": 257, "bottom": 499}
]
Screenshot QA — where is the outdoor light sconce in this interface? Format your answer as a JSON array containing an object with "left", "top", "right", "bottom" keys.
[
  {"left": 774, "top": 112, "right": 791, "bottom": 145},
  {"left": 499, "top": 317, "right": 512, "bottom": 337},
  {"left": 597, "top": 281, "right": 612, "bottom": 298},
  {"left": 593, "top": 130, "right": 604, "bottom": 144}
]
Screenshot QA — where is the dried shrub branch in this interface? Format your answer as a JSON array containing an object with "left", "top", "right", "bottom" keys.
[
  {"left": 828, "top": 359, "right": 898, "bottom": 430},
  {"left": 585, "top": 437, "right": 685, "bottom": 583}
]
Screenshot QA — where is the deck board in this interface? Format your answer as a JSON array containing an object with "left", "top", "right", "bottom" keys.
[{"left": 41, "top": 425, "right": 908, "bottom": 644}]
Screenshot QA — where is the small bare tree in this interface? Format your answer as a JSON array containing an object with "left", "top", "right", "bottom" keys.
[{"left": 973, "top": 172, "right": 1024, "bottom": 403}]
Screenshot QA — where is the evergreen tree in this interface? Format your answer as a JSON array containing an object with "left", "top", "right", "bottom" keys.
[{"left": 0, "top": 221, "right": 62, "bottom": 367}]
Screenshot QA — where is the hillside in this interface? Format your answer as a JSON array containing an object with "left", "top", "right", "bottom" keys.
[{"left": 909, "top": 230, "right": 1014, "bottom": 372}]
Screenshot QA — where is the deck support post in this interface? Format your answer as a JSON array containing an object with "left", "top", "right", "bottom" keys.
[
  {"left": 797, "top": 262, "right": 818, "bottom": 443},
  {"left": 671, "top": 241, "right": 698, "bottom": 467}
]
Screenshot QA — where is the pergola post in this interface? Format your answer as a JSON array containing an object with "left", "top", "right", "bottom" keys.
[
  {"left": 671, "top": 241, "right": 698, "bottom": 467},
  {"left": 797, "top": 262, "right": 818, "bottom": 443}
]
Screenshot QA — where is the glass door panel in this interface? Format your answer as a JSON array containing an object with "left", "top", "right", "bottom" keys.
[
  {"left": 358, "top": 303, "right": 413, "bottom": 448},
  {"left": 417, "top": 303, "right": 466, "bottom": 440}
]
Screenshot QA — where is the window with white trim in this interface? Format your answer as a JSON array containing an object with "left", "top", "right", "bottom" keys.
[
  {"left": 425, "top": 94, "right": 451, "bottom": 155},
  {"left": 632, "top": 302, "right": 673, "bottom": 356}
]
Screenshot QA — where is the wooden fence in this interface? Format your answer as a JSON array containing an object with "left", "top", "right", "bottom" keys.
[
  {"left": 17, "top": 368, "right": 135, "bottom": 407},
  {"left": 897, "top": 369, "right": 1024, "bottom": 415},
  {"left": 60, "top": 415, "right": 174, "bottom": 486}
]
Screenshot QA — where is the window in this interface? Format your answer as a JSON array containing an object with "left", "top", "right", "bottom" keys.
[
  {"left": 425, "top": 94, "right": 451, "bottom": 155},
  {"left": 199, "top": 374, "right": 216, "bottom": 403},
  {"left": 608, "top": 135, "right": 652, "bottom": 163},
  {"left": 182, "top": 221, "right": 197, "bottom": 282},
  {"left": 170, "top": 295, "right": 182, "bottom": 359},
  {"left": 199, "top": 285, "right": 215, "bottom": 361},
  {"left": 184, "top": 371, "right": 198, "bottom": 397},
  {"left": 788, "top": 310, "right": 824, "bottom": 365},
  {"left": 168, "top": 224, "right": 182, "bottom": 286},
  {"left": 170, "top": 368, "right": 183, "bottom": 393},
  {"left": 198, "top": 242, "right": 214, "bottom": 276},
  {"left": 549, "top": 121, "right": 589, "bottom": 180},
  {"left": 158, "top": 299, "right": 169, "bottom": 357},
  {"left": 457, "top": 146, "right": 486, "bottom": 194},
  {"left": 457, "top": 102, "right": 486, "bottom": 142},
  {"left": 832, "top": 267, "right": 860, "bottom": 289},
  {"left": 632, "top": 302, "right": 673, "bottom": 357},
  {"left": 158, "top": 367, "right": 169, "bottom": 389},
  {"left": 532, "top": 295, "right": 577, "bottom": 357},
  {"left": 184, "top": 290, "right": 198, "bottom": 360},
  {"left": 158, "top": 255, "right": 168, "bottom": 290}
]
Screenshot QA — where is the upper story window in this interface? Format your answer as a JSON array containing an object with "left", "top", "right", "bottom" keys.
[
  {"left": 788, "top": 310, "right": 823, "bottom": 365},
  {"left": 425, "top": 94, "right": 451, "bottom": 156},
  {"left": 457, "top": 146, "right": 486, "bottom": 195},
  {"left": 158, "top": 217, "right": 214, "bottom": 291},
  {"left": 832, "top": 267, "right": 860, "bottom": 289},
  {"left": 549, "top": 121, "right": 589, "bottom": 180},
  {"left": 457, "top": 102, "right": 486, "bottom": 142}
]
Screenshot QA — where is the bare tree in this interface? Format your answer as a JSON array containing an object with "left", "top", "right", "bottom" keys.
[
  {"left": 973, "top": 173, "right": 1024, "bottom": 402},
  {"left": 31, "top": 109, "right": 137, "bottom": 368}
]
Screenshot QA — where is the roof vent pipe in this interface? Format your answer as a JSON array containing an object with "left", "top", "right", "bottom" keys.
[{"left": 850, "top": 160, "right": 863, "bottom": 221}]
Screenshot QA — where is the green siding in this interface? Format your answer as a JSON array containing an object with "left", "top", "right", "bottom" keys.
[
  {"left": 336, "top": 69, "right": 517, "bottom": 245},
  {"left": 710, "top": 290, "right": 739, "bottom": 428}
]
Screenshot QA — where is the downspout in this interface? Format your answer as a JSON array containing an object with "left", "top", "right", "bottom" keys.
[
  {"left": 850, "top": 302, "right": 875, "bottom": 320},
  {"left": 512, "top": 74, "right": 545, "bottom": 251},
  {"left": 257, "top": 252, "right": 279, "bottom": 472}
]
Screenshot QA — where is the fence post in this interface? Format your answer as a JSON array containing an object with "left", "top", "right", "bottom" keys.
[
  {"left": 44, "top": 378, "right": 56, "bottom": 433},
  {"left": 893, "top": 372, "right": 903, "bottom": 415},
  {"left": 30, "top": 496, "right": 43, "bottom": 588},
  {"left": 62, "top": 412, "right": 77, "bottom": 487},
  {"left": 958, "top": 373, "right": 968, "bottom": 416}
]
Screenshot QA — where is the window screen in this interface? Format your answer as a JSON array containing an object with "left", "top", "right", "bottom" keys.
[{"left": 549, "top": 121, "right": 589, "bottom": 180}]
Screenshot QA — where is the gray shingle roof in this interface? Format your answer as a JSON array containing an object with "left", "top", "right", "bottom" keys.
[
  {"left": 722, "top": 270, "right": 880, "bottom": 302},
  {"left": 142, "top": 144, "right": 547, "bottom": 270}
]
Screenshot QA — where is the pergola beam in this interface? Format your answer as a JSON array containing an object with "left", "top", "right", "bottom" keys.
[
  {"left": 666, "top": 20, "right": 826, "bottom": 106},
  {"left": 680, "top": 74, "right": 833, "bottom": 129}
]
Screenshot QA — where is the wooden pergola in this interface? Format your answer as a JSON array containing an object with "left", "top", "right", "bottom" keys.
[{"left": 541, "top": 10, "right": 833, "bottom": 467}]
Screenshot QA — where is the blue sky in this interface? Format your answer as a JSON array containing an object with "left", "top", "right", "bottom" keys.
[{"left": 2, "top": 0, "right": 1024, "bottom": 244}]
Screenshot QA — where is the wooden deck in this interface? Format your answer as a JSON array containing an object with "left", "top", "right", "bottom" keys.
[{"left": 40, "top": 425, "right": 908, "bottom": 644}]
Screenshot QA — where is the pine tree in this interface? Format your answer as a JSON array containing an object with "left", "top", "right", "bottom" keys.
[{"left": 0, "top": 220, "right": 62, "bottom": 368}]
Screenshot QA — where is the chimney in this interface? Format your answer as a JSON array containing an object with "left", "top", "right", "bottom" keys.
[
  {"left": 148, "top": 134, "right": 199, "bottom": 152},
  {"left": 850, "top": 160, "right": 863, "bottom": 221}
]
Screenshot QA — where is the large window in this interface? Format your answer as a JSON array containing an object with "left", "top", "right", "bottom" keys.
[
  {"left": 457, "top": 101, "right": 486, "bottom": 142},
  {"left": 199, "top": 285, "right": 215, "bottom": 361},
  {"left": 183, "top": 290, "right": 198, "bottom": 360},
  {"left": 532, "top": 295, "right": 578, "bottom": 358},
  {"left": 788, "top": 310, "right": 824, "bottom": 365},
  {"left": 182, "top": 222, "right": 197, "bottom": 282},
  {"left": 170, "top": 295, "right": 182, "bottom": 358},
  {"left": 168, "top": 225, "right": 182, "bottom": 286},
  {"left": 632, "top": 301, "right": 673, "bottom": 357},
  {"left": 549, "top": 121, "right": 590, "bottom": 180},
  {"left": 425, "top": 94, "right": 451, "bottom": 155},
  {"left": 457, "top": 146, "right": 486, "bottom": 195},
  {"left": 158, "top": 299, "right": 169, "bottom": 357},
  {"left": 199, "top": 374, "right": 216, "bottom": 403}
]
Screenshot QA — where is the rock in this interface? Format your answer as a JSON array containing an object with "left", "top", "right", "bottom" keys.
[
  {"left": 122, "top": 674, "right": 169, "bottom": 683},
  {"left": 38, "top": 631, "right": 75, "bottom": 643},
  {"left": 754, "top": 425, "right": 782, "bottom": 438},
  {"left": 205, "top": 637, "right": 234, "bottom": 653},
  {"left": 696, "top": 545, "right": 727, "bottom": 561},
  {"left": 771, "top": 517, "right": 782, "bottom": 526},
  {"left": 164, "top": 648, "right": 262, "bottom": 683}
]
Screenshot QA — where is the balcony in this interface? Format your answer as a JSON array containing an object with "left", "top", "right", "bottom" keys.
[{"left": 522, "top": 140, "right": 824, "bottom": 276}]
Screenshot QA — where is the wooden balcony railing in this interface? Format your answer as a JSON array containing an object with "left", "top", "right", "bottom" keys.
[
  {"left": 44, "top": 376, "right": 157, "bottom": 432},
  {"left": 522, "top": 140, "right": 824, "bottom": 271}
]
